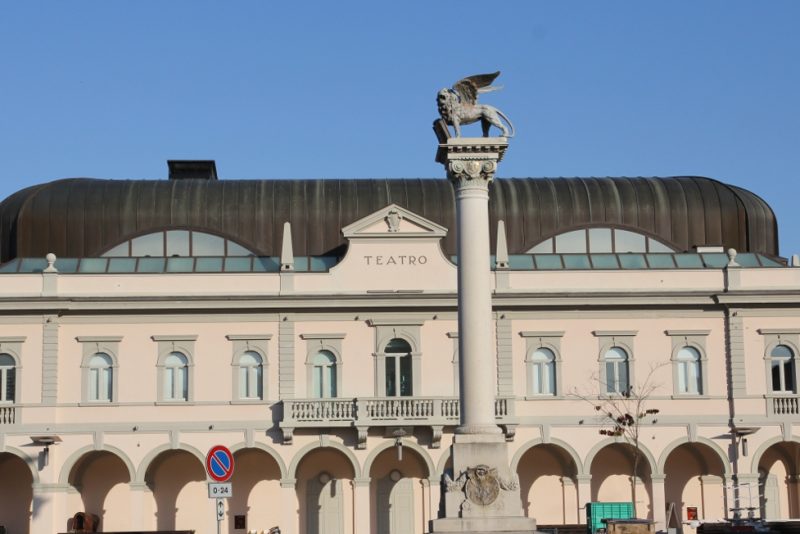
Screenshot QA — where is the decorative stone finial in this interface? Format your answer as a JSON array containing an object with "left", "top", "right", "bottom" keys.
[
  {"left": 436, "top": 72, "right": 514, "bottom": 138},
  {"left": 727, "top": 248, "right": 739, "bottom": 267},
  {"left": 495, "top": 220, "right": 509, "bottom": 269},
  {"left": 44, "top": 253, "right": 58, "bottom": 273},
  {"left": 280, "top": 222, "right": 294, "bottom": 271}
]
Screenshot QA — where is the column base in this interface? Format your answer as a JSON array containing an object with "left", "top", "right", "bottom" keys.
[{"left": 429, "top": 516, "right": 537, "bottom": 533}]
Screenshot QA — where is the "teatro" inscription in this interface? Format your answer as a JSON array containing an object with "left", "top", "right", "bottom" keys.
[{"left": 364, "top": 255, "right": 428, "bottom": 266}]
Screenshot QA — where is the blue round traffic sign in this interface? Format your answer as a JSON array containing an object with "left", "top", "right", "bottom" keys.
[{"left": 206, "top": 445, "right": 234, "bottom": 482}]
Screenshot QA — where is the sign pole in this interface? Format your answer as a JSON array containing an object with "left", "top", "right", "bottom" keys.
[{"left": 217, "top": 498, "right": 224, "bottom": 534}]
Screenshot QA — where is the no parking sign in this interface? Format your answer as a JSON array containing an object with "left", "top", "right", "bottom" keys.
[{"left": 206, "top": 445, "right": 235, "bottom": 482}]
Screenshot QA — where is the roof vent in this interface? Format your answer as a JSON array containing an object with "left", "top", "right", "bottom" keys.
[{"left": 167, "top": 160, "right": 218, "bottom": 180}]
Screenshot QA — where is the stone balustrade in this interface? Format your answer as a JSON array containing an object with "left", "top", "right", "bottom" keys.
[
  {"left": 768, "top": 395, "right": 800, "bottom": 416},
  {"left": 280, "top": 396, "right": 515, "bottom": 447},
  {"left": 0, "top": 405, "right": 15, "bottom": 424}
]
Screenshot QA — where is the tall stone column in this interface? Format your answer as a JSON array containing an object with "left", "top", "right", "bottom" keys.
[
  {"left": 446, "top": 138, "right": 506, "bottom": 435},
  {"left": 431, "top": 137, "right": 535, "bottom": 534}
]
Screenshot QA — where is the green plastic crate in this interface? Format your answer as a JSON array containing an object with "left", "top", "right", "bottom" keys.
[{"left": 586, "top": 502, "right": 634, "bottom": 534}]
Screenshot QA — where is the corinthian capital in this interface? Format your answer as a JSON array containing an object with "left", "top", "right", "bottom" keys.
[
  {"left": 436, "top": 137, "right": 508, "bottom": 190},
  {"left": 447, "top": 160, "right": 498, "bottom": 185}
]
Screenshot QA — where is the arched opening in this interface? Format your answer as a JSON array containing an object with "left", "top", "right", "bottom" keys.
[
  {"left": 66, "top": 450, "right": 131, "bottom": 531},
  {"left": 663, "top": 443, "right": 726, "bottom": 527},
  {"left": 296, "top": 447, "right": 356, "bottom": 534},
  {"left": 516, "top": 444, "right": 579, "bottom": 525},
  {"left": 590, "top": 443, "right": 653, "bottom": 519},
  {"left": 227, "top": 448, "right": 283, "bottom": 534},
  {"left": 144, "top": 449, "right": 206, "bottom": 531},
  {"left": 0, "top": 452, "right": 33, "bottom": 533},
  {"left": 758, "top": 441, "right": 800, "bottom": 519},
  {"left": 369, "top": 445, "right": 430, "bottom": 534}
]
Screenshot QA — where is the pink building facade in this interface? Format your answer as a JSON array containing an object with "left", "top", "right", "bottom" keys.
[{"left": 0, "top": 170, "right": 797, "bottom": 533}]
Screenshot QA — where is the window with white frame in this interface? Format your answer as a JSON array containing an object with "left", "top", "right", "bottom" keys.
[
  {"left": 163, "top": 351, "right": 189, "bottom": 401},
  {"left": 771, "top": 344, "right": 796, "bottom": 393},
  {"left": 238, "top": 351, "right": 264, "bottom": 400},
  {"left": 528, "top": 347, "right": 556, "bottom": 395},
  {"left": 676, "top": 346, "right": 702, "bottom": 394},
  {"left": 227, "top": 334, "right": 271, "bottom": 402},
  {"left": 0, "top": 354, "right": 16, "bottom": 403},
  {"left": 604, "top": 347, "right": 630, "bottom": 394},
  {"left": 88, "top": 353, "right": 113, "bottom": 402},
  {"left": 520, "top": 331, "right": 564, "bottom": 398},
  {"left": 666, "top": 330, "right": 709, "bottom": 397},
  {"left": 312, "top": 350, "right": 337, "bottom": 398},
  {"left": 384, "top": 338, "right": 413, "bottom": 397},
  {"left": 302, "top": 333, "right": 344, "bottom": 399},
  {"left": 368, "top": 320, "right": 422, "bottom": 397},
  {"left": 77, "top": 336, "right": 121, "bottom": 404}
]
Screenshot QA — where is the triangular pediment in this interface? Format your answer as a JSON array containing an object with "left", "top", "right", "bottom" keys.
[{"left": 342, "top": 204, "right": 447, "bottom": 239}]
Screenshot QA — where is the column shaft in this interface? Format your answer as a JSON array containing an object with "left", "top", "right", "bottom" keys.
[{"left": 454, "top": 182, "right": 497, "bottom": 433}]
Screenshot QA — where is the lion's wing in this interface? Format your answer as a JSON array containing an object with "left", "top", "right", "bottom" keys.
[{"left": 452, "top": 72, "right": 501, "bottom": 105}]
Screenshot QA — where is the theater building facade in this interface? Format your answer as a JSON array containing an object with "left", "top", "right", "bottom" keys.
[{"left": 0, "top": 167, "right": 799, "bottom": 533}]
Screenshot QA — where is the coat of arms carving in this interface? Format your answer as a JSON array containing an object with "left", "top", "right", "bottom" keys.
[{"left": 464, "top": 464, "right": 500, "bottom": 506}]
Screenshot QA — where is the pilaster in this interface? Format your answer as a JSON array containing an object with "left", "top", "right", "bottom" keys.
[
  {"left": 353, "top": 478, "right": 371, "bottom": 534},
  {"left": 41, "top": 314, "right": 60, "bottom": 404},
  {"left": 280, "top": 479, "right": 298, "bottom": 534},
  {"left": 577, "top": 474, "right": 592, "bottom": 524},
  {"left": 279, "top": 315, "right": 295, "bottom": 399},
  {"left": 651, "top": 474, "right": 666, "bottom": 531}
]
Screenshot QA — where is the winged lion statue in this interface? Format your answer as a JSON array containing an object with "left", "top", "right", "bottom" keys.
[{"left": 437, "top": 72, "right": 515, "bottom": 138}]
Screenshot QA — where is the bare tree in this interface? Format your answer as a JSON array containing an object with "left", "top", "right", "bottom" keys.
[{"left": 574, "top": 363, "right": 665, "bottom": 512}]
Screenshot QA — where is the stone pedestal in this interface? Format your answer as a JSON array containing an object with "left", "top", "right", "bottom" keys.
[{"left": 430, "top": 137, "right": 536, "bottom": 534}]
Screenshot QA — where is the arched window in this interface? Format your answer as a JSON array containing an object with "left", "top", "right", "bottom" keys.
[
  {"left": 527, "top": 227, "right": 675, "bottom": 254},
  {"left": 603, "top": 347, "right": 630, "bottom": 394},
  {"left": 0, "top": 354, "right": 16, "bottom": 403},
  {"left": 312, "top": 350, "right": 337, "bottom": 398},
  {"left": 771, "top": 344, "right": 796, "bottom": 393},
  {"left": 102, "top": 230, "right": 257, "bottom": 257},
  {"left": 528, "top": 347, "right": 556, "bottom": 395},
  {"left": 88, "top": 353, "right": 113, "bottom": 402},
  {"left": 676, "top": 346, "right": 702, "bottom": 394},
  {"left": 163, "top": 352, "right": 189, "bottom": 401},
  {"left": 385, "top": 338, "right": 413, "bottom": 397},
  {"left": 528, "top": 347, "right": 556, "bottom": 396},
  {"left": 238, "top": 351, "right": 264, "bottom": 400}
]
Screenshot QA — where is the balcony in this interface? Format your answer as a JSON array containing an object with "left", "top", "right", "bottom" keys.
[
  {"left": 0, "top": 405, "right": 15, "bottom": 425},
  {"left": 280, "top": 396, "right": 515, "bottom": 448},
  {"left": 767, "top": 395, "right": 800, "bottom": 416}
]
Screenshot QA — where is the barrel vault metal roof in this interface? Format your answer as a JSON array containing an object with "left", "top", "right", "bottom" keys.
[{"left": 0, "top": 176, "right": 779, "bottom": 262}]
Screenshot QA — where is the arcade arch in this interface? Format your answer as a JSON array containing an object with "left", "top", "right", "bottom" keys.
[
  {"left": 661, "top": 441, "right": 727, "bottom": 525},
  {"left": 143, "top": 448, "right": 206, "bottom": 531},
  {"left": 0, "top": 450, "right": 34, "bottom": 534},
  {"left": 294, "top": 445, "right": 358, "bottom": 534},
  {"left": 754, "top": 439, "right": 800, "bottom": 519},
  {"left": 515, "top": 442, "right": 581, "bottom": 524},
  {"left": 589, "top": 442, "right": 655, "bottom": 519},
  {"left": 65, "top": 449, "right": 133, "bottom": 532},
  {"left": 367, "top": 440, "right": 433, "bottom": 534}
]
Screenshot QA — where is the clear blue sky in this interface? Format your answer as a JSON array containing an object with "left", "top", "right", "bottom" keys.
[{"left": 1, "top": 2, "right": 798, "bottom": 255}]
